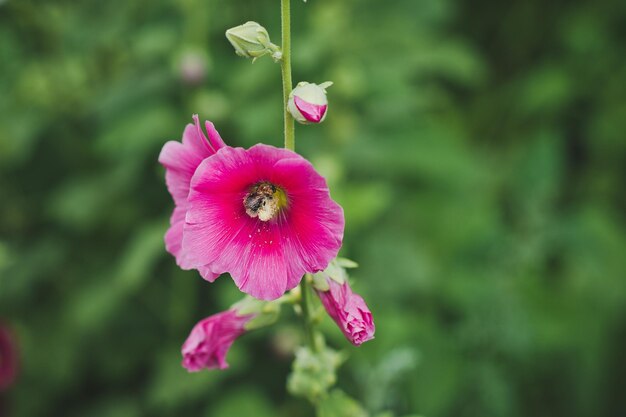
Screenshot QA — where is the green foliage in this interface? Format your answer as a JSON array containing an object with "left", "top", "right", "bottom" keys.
[
  {"left": 1, "top": 0, "right": 625, "bottom": 416},
  {"left": 317, "top": 390, "right": 368, "bottom": 417}
]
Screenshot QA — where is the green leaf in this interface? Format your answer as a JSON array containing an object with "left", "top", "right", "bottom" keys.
[{"left": 317, "top": 389, "right": 369, "bottom": 417}]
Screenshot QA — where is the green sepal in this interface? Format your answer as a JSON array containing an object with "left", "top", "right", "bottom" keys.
[
  {"left": 244, "top": 303, "right": 280, "bottom": 330},
  {"left": 336, "top": 257, "right": 358, "bottom": 269},
  {"left": 312, "top": 272, "right": 331, "bottom": 291},
  {"left": 231, "top": 296, "right": 265, "bottom": 315},
  {"left": 231, "top": 296, "right": 281, "bottom": 331},
  {"left": 324, "top": 260, "right": 348, "bottom": 285}
]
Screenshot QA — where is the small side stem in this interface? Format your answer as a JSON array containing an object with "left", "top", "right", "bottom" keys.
[{"left": 280, "top": 0, "right": 295, "bottom": 151}]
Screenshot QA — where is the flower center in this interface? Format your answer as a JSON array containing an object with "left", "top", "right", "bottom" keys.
[{"left": 243, "top": 182, "right": 287, "bottom": 221}]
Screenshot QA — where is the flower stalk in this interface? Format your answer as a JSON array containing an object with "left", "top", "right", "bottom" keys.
[
  {"left": 280, "top": 0, "right": 295, "bottom": 151},
  {"left": 300, "top": 275, "right": 318, "bottom": 352},
  {"left": 280, "top": 0, "right": 317, "bottom": 354},
  {"left": 161, "top": 0, "right": 375, "bottom": 411}
]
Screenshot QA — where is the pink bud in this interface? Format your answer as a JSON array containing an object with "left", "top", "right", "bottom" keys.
[
  {"left": 316, "top": 277, "right": 375, "bottom": 346},
  {"left": 288, "top": 81, "right": 332, "bottom": 124},
  {"left": 181, "top": 309, "right": 254, "bottom": 371}
]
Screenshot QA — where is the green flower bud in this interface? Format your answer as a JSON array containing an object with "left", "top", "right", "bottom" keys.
[
  {"left": 225, "top": 21, "right": 282, "bottom": 62},
  {"left": 287, "top": 346, "right": 345, "bottom": 402}
]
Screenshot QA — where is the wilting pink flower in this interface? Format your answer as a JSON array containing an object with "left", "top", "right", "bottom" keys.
[
  {"left": 182, "top": 310, "right": 254, "bottom": 371},
  {"left": 0, "top": 324, "right": 18, "bottom": 391},
  {"left": 182, "top": 144, "right": 344, "bottom": 300},
  {"left": 159, "top": 115, "right": 226, "bottom": 281},
  {"left": 317, "top": 278, "right": 375, "bottom": 346}
]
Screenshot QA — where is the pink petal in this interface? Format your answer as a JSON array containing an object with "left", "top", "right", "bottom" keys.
[
  {"left": 159, "top": 116, "right": 215, "bottom": 205},
  {"left": 205, "top": 120, "right": 226, "bottom": 151},
  {"left": 268, "top": 155, "right": 344, "bottom": 272},
  {"left": 159, "top": 115, "right": 224, "bottom": 273},
  {"left": 164, "top": 205, "right": 186, "bottom": 260},
  {"left": 197, "top": 264, "right": 221, "bottom": 283},
  {"left": 294, "top": 96, "right": 327, "bottom": 123}
]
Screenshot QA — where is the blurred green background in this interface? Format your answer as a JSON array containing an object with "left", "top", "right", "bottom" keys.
[{"left": 1, "top": 0, "right": 625, "bottom": 416}]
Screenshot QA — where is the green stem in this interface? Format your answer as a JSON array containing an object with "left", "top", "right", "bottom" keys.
[
  {"left": 280, "top": 0, "right": 316, "bottom": 352},
  {"left": 280, "top": 0, "right": 295, "bottom": 151},
  {"left": 300, "top": 275, "right": 318, "bottom": 352}
]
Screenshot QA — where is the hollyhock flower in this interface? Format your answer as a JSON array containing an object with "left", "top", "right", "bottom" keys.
[
  {"left": 0, "top": 324, "right": 18, "bottom": 391},
  {"left": 158, "top": 115, "right": 226, "bottom": 281},
  {"left": 316, "top": 277, "right": 375, "bottom": 346},
  {"left": 182, "top": 144, "right": 344, "bottom": 300},
  {"left": 182, "top": 309, "right": 254, "bottom": 371},
  {"left": 287, "top": 81, "right": 332, "bottom": 124}
]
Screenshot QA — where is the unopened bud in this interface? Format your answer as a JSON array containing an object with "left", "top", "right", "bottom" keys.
[
  {"left": 225, "top": 21, "right": 281, "bottom": 62},
  {"left": 288, "top": 81, "right": 333, "bottom": 124}
]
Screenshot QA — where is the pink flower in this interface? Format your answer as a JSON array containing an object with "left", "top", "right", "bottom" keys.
[
  {"left": 182, "top": 310, "right": 254, "bottom": 371},
  {"left": 316, "top": 278, "right": 375, "bottom": 346},
  {"left": 182, "top": 144, "right": 344, "bottom": 300},
  {"left": 159, "top": 115, "right": 226, "bottom": 280},
  {"left": 159, "top": 116, "right": 344, "bottom": 300},
  {"left": 0, "top": 324, "right": 18, "bottom": 391}
]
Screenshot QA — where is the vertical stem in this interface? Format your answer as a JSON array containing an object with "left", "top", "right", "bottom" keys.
[
  {"left": 281, "top": 0, "right": 295, "bottom": 151},
  {"left": 300, "top": 275, "right": 318, "bottom": 352},
  {"left": 280, "top": 0, "right": 316, "bottom": 352}
]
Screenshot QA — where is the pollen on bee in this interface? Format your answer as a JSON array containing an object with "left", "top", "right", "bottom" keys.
[{"left": 243, "top": 181, "right": 287, "bottom": 222}]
